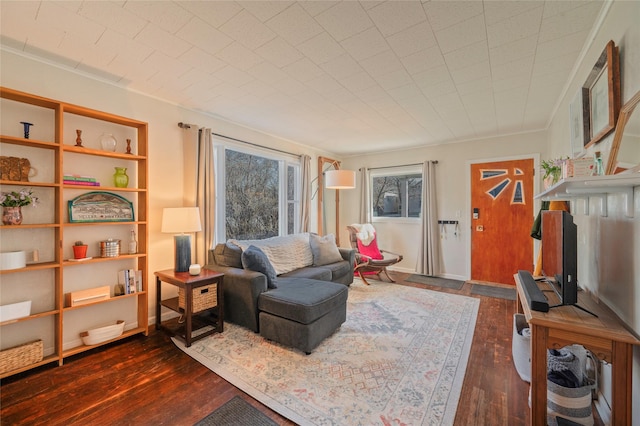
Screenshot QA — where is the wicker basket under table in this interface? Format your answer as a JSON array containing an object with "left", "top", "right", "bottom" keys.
[{"left": 178, "top": 283, "right": 218, "bottom": 313}]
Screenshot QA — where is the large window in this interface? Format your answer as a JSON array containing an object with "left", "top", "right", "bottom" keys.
[
  {"left": 215, "top": 144, "right": 300, "bottom": 241},
  {"left": 371, "top": 169, "right": 422, "bottom": 219}
]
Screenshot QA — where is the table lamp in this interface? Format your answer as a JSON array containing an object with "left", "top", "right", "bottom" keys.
[{"left": 161, "top": 207, "right": 202, "bottom": 272}]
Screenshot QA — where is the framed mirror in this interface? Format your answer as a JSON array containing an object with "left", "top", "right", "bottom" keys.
[{"left": 606, "top": 90, "right": 640, "bottom": 174}]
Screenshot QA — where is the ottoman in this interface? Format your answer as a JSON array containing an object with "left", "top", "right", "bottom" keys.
[{"left": 258, "top": 278, "right": 348, "bottom": 354}]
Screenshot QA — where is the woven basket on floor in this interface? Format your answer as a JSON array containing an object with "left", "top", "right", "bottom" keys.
[
  {"left": 179, "top": 284, "right": 217, "bottom": 313},
  {"left": 0, "top": 339, "right": 43, "bottom": 374}
]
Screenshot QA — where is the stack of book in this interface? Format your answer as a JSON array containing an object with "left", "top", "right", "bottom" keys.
[
  {"left": 63, "top": 174, "right": 100, "bottom": 186},
  {"left": 118, "top": 269, "right": 142, "bottom": 295}
]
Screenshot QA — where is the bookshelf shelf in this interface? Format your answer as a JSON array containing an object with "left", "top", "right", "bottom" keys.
[
  {"left": 62, "top": 327, "right": 147, "bottom": 357},
  {"left": 63, "top": 292, "right": 145, "bottom": 311}
]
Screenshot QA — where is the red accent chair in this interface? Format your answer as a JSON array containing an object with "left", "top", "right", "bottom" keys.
[{"left": 346, "top": 224, "right": 403, "bottom": 285}]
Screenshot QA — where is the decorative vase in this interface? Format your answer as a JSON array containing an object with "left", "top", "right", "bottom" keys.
[
  {"left": 544, "top": 172, "right": 560, "bottom": 190},
  {"left": 543, "top": 176, "right": 554, "bottom": 190},
  {"left": 20, "top": 122, "right": 33, "bottom": 139},
  {"left": 72, "top": 245, "right": 88, "bottom": 259},
  {"left": 2, "top": 206, "right": 23, "bottom": 225},
  {"left": 100, "top": 133, "right": 117, "bottom": 152},
  {"left": 113, "top": 167, "right": 129, "bottom": 188}
]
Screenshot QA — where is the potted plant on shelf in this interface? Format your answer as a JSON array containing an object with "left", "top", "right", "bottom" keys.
[
  {"left": 541, "top": 158, "right": 567, "bottom": 189},
  {"left": 1, "top": 188, "right": 38, "bottom": 225},
  {"left": 73, "top": 241, "right": 88, "bottom": 259}
]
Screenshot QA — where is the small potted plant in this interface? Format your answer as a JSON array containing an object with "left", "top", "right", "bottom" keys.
[
  {"left": 541, "top": 158, "right": 567, "bottom": 189},
  {"left": 73, "top": 241, "right": 88, "bottom": 259},
  {"left": 1, "top": 188, "right": 39, "bottom": 225}
]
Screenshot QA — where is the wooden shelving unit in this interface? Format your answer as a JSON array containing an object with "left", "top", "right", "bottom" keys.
[{"left": 0, "top": 87, "right": 149, "bottom": 378}]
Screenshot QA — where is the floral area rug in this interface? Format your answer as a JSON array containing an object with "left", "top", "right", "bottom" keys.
[{"left": 174, "top": 279, "right": 479, "bottom": 425}]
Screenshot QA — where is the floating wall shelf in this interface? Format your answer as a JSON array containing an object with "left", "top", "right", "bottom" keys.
[{"left": 535, "top": 174, "right": 640, "bottom": 217}]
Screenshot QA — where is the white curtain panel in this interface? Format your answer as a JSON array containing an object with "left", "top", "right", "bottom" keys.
[
  {"left": 182, "top": 125, "right": 199, "bottom": 204},
  {"left": 195, "top": 128, "right": 215, "bottom": 266},
  {"left": 358, "top": 167, "right": 371, "bottom": 224},
  {"left": 417, "top": 161, "right": 439, "bottom": 276},
  {"left": 299, "top": 154, "right": 311, "bottom": 233}
]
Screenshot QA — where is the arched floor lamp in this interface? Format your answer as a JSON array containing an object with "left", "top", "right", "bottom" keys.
[{"left": 317, "top": 156, "right": 356, "bottom": 245}]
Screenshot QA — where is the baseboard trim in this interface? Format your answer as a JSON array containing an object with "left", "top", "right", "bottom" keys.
[{"left": 388, "top": 266, "right": 467, "bottom": 282}]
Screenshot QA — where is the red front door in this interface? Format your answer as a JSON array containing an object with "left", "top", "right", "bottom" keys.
[{"left": 471, "top": 158, "right": 534, "bottom": 284}]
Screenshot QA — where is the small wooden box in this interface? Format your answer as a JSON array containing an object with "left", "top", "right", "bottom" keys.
[{"left": 65, "top": 286, "right": 110, "bottom": 307}]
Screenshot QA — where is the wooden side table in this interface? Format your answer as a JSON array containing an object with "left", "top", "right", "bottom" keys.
[
  {"left": 514, "top": 273, "right": 639, "bottom": 425},
  {"left": 155, "top": 268, "right": 224, "bottom": 347}
]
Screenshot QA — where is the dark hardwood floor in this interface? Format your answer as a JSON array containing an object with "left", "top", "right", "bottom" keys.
[{"left": 0, "top": 273, "right": 578, "bottom": 425}]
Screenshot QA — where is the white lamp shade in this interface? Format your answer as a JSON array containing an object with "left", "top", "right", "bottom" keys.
[
  {"left": 161, "top": 207, "right": 202, "bottom": 233},
  {"left": 324, "top": 169, "right": 356, "bottom": 189}
]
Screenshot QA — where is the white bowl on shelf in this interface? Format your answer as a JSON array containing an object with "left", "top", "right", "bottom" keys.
[
  {"left": 80, "top": 320, "right": 125, "bottom": 346},
  {"left": 0, "top": 251, "right": 26, "bottom": 270},
  {"left": 0, "top": 300, "right": 31, "bottom": 322}
]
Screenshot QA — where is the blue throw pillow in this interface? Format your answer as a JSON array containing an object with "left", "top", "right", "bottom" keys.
[{"left": 241, "top": 245, "right": 278, "bottom": 289}]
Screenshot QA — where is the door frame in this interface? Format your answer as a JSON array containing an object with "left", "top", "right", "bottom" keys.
[{"left": 465, "top": 153, "right": 542, "bottom": 280}]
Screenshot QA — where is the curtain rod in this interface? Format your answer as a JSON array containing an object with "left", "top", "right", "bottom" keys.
[
  {"left": 178, "top": 122, "right": 301, "bottom": 158},
  {"left": 362, "top": 161, "right": 438, "bottom": 171}
]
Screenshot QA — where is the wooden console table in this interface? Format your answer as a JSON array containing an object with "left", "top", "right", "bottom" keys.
[{"left": 514, "top": 274, "right": 640, "bottom": 425}]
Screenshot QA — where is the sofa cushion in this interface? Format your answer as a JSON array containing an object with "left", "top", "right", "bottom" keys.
[
  {"left": 280, "top": 266, "right": 332, "bottom": 281},
  {"left": 316, "top": 260, "right": 352, "bottom": 282},
  {"left": 213, "top": 243, "right": 243, "bottom": 268},
  {"left": 258, "top": 278, "right": 348, "bottom": 325},
  {"left": 230, "top": 233, "right": 313, "bottom": 275},
  {"left": 309, "top": 233, "right": 343, "bottom": 266},
  {"left": 241, "top": 245, "right": 277, "bottom": 289}
]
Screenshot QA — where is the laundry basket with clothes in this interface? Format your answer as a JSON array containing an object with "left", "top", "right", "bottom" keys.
[{"left": 546, "top": 344, "right": 595, "bottom": 426}]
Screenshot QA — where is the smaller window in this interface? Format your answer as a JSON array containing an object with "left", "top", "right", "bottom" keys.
[{"left": 371, "top": 172, "right": 422, "bottom": 219}]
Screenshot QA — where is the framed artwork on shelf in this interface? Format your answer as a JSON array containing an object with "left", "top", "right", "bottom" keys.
[
  {"left": 68, "top": 191, "right": 134, "bottom": 223},
  {"left": 581, "top": 40, "right": 621, "bottom": 148},
  {"left": 569, "top": 89, "right": 586, "bottom": 158}
]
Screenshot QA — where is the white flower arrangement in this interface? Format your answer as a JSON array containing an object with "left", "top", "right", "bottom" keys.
[{"left": 0, "top": 188, "right": 39, "bottom": 207}]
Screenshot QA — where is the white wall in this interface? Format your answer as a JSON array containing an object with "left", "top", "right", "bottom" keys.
[
  {"left": 545, "top": 1, "right": 640, "bottom": 422},
  {"left": 0, "top": 49, "right": 334, "bottom": 329}
]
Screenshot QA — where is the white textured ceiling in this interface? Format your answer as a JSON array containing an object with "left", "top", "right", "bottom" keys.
[{"left": 0, "top": 1, "right": 604, "bottom": 155}]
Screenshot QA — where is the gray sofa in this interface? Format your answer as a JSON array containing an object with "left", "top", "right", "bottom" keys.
[{"left": 205, "top": 233, "right": 355, "bottom": 353}]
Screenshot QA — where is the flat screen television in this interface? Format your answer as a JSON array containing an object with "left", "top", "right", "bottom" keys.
[{"left": 541, "top": 210, "right": 578, "bottom": 306}]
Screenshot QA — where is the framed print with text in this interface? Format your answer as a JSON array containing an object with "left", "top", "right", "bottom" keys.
[{"left": 68, "top": 191, "right": 134, "bottom": 223}]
